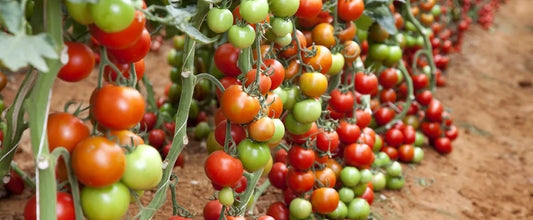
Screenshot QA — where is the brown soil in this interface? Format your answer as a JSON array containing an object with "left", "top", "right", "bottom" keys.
[{"left": 1, "top": 0, "right": 533, "bottom": 219}]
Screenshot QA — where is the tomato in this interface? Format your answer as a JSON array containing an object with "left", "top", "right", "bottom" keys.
[
  {"left": 344, "top": 143, "right": 374, "bottom": 169},
  {"left": 295, "top": 0, "right": 322, "bottom": 18},
  {"left": 336, "top": 120, "right": 361, "bottom": 145},
  {"left": 289, "top": 198, "right": 312, "bottom": 219},
  {"left": 214, "top": 120, "right": 246, "bottom": 146},
  {"left": 338, "top": 21, "right": 356, "bottom": 43},
  {"left": 47, "top": 112, "right": 90, "bottom": 152},
  {"left": 220, "top": 85, "right": 260, "bottom": 124},
  {"left": 89, "top": 10, "right": 144, "bottom": 49},
  {"left": 278, "top": 30, "right": 306, "bottom": 59},
  {"left": 338, "top": 0, "right": 364, "bottom": 22},
  {"left": 228, "top": 24, "right": 256, "bottom": 49},
  {"left": 269, "top": 162, "right": 289, "bottom": 189},
  {"left": 426, "top": 99, "right": 444, "bottom": 122},
  {"left": 248, "top": 117, "right": 275, "bottom": 142},
  {"left": 287, "top": 145, "right": 315, "bottom": 171},
  {"left": 237, "top": 139, "right": 271, "bottom": 172},
  {"left": 303, "top": 45, "right": 332, "bottom": 74},
  {"left": 107, "top": 28, "right": 150, "bottom": 63},
  {"left": 347, "top": 198, "right": 370, "bottom": 219},
  {"left": 329, "top": 89, "right": 355, "bottom": 113},
  {"left": 207, "top": 8, "right": 233, "bottom": 33},
  {"left": 215, "top": 43, "right": 241, "bottom": 76},
  {"left": 328, "top": 201, "right": 348, "bottom": 219},
  {"left": 340, "top": 166, "right": 361, "bottom": 187},
  {"left": 354, "top": 72, "right": 378, "bottom": 95},
  {"left": 245, "top": 68, "right": 272, "bottom": 95},
  {"left": 92, "top": 84, "right": 145, "bottom": 130},
  {"left": 168, "top": 216, "right": 192, "bottom": 220},
  {"left": 328, "top": 53, "right": 345, "bottom": 75},
  {"left": 265, "top": 92, "right": 284, "bottom": 118},
  {"left": 90, "top": 0, "right": 135, "bottom": 33},
  {"left": 299, "top": 72, "right": 328, "bottom": 98},
  {"left": 239, "top": 0, "right": 269, "bottom": 24},
  {"left": 385, "top": 128, "right": 404, "bottom": 147},
  {"left": 205, "top": 151, "right": 244, "bottom": 187},
  {"left": 267, "top": 202, "right": 289, "bottom": 220},
  {"left": 81, "top": 182, "right": 130, "bottom": 220},
  {"left": 203, "top": 200, "right": 223, "bottom": 220},
  {"left": 342, "top": 40, "right": 361, "bottom": 63},
  {"left": 374, "top": 107, "right": 396, "bottom": 125},
  {"left": 398, "top": 144, "right": 415, "bottom": 162},
  {"left": 292, "top": 99, "right": 321, "bottom": 123},
  {"left": 381, "top": 146, "right": 399, "bottom": 161},
  {"left": 65, "top": 0, "right": 93, "bottom": 24},
  {"left": 286, "top": 168, "right": 315, "bottom": 193},
  {"left": 416, "top": 89, "right": 433, "bottom": 106},
  {"left": 316, "top": 129, "right": 339, "bottom": 152},
  {"left": 262, "top": 59, "right": 285, "bottom": 90},
  {"left": 121, "top": 144, "right": 163, "bottom": 190},
  {"left": 58, "top": 42, "right": 95, "bottom": 82},
  {"left": 312, "top": 23, "right": 335, "bottom": 48},
  {"left": 314, "top": 167, "right": 337, "bottom": 188},
  {"left": 386, "top": 161, "right": 402, "bottom": 177},
  {"left": 139, "top": 112, "right": 157, "bottom": 131},
  {"left": 310, "top": 187, "right": 339, "bottom": 214},
  {"left": 355, "top": 109, "right": 372, "bottom": 129},
  {"left": 284, "top": 113, "right": 312, "bottom": 135},
  {"left": 216, "top": 76, "right": 241, "bottom": 98},
  {"left": 108, "top": 130, "right": 144, "bottom": 147},
  {"left": 433, "top": 137, "right": 452, "bottom": 154},
  {"left": 24, "top": 192, "right": 75, "bottom": 220},
  {"left": 445, "top": 125, "right": 459, "bottom": 141},
  {"left": 271, "top": 17, "right": 293, "bottom": 37},
  {"left": 269, "top": 0, "right": 300, "bottom": 17}
]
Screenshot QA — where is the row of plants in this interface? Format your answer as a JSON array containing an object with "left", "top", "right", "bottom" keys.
[{"left": 0, "top": 0, "right": 506, "bottom": 219}]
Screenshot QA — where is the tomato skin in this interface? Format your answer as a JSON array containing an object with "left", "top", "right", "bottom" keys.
[
  {"left": 336, "top": 120, "right": 361, "bottom": 145},
  {"left": 92, "top": 84, "right": 145, "bottom": 130},
  {"left": 299, "top": 72, "right": 328, "bottom": 98},
  {"left": 220, "top": 85, "right": 260, "bottom": 124},
  {"left": 312, "top": 23, "right": 335, "bottom": 48},
  {"left": 314, "top": 167, "right": 337, "bottom": 188},
  {"left": 267, "top": 202, "right": 289, "bottom": 220},
  {"left": 239, "top": 0, "right": 269, "bottom": 24},
  {"left": 344, "top": 143, "right": 375, "bottom": 169},
  {"left": 58, "top": 42, "right": 95, "bottom": 82},
  {"left": 24, "top": 192, "right": 75, "bottom": 220},
  {"left": 207, "top": 8, "right": 233, "bottom": 33},
  {"left": 360, "top": 186, "right": 374, "bottom": 205},
  {"left": 278, "top": 30, "right": 306, "bottom": 59},
  {"left": 81, "top": 182, "right": 130, "bottom": 220},
  {"left": 355, "top": 72, "right": 378, "bottom": 95},
  {"left": 265, "top": 92, "right": 284, "bottom": 118},
  {"left": 248, "top": 116, "right": 275, "bottom": 142},
  {"left": 288, "top": 145, "right": 315, "bottom": 171},
  {"left": 72, "top": 137, "right": 126, "bottom": 187},
  {"left": 329, "top": 89, "right": 355, "bottom": 113},
  {"left": 107, "top": 28, "right": 151, "bottom": 63},
  {"left": 374, "top": 107, "right": 396, "bottom": 125},
  {"left": 342, "top": 40, "right": 361, "bottom": 63},
  {"left": 214, "top": 43, "right": 241, "bottom": 76},
  {"left": 378, "top": 68, "right": 399, "bottom": 89},
  {"left": 140, "top": 112, "right": 157, "bottom": 131},
  {"left": 338, "top": 0, "right": 365, "bottom": 22},
  {"left": 121, "top": 144, "right": 163, "bottom": 190},
  {"left": 269, "top": 162, "right": 289, "bottom": 189},
  {"left": 205, "top": 151, "right": 244, "bottom": 187},
  {"left": 228, "top": 24, "right": 256, "bottom": 49},
  {"left": 355, "top": 110, "right": 372, "bottom": 129},
  {"left": 89, "top": 9, "right": 143, "bottom": 49},
  {"left": 398, "top": 144, "right": 415, "bottom": 162},
  {"left": 385, "top": 128, "right": 404, "bottom": 147},
  {"left": 90, "top": 0, "right": 135, "bottom": 33},
  {"left": 214, "top": 120, "right": 246, "bottom": 146},
  {"left": 303, "top": 45, "right": 332, "bottom": 74},
  {"left": 237, "top": 139, "right": 271, "bottom": 172},
  {"left": 286, "top": 168, "right": 315, "bottom": 193},
  {"left": 316, "top": 129, "right": 340, "bottom": 152},
  {"left": 295, "top": 0, "right": 322, "bottom": 18},
  {"left": 203, "top": 200, "right": 224, "bottom": 220},
  {"left": 445, "top": 125, "right": 459, "bottom": 141},
  {"left": 426, "top": 99, "right": 444, "bottom": 122},
  {"left": 65, "top": 0, "right": 93, "bottom": 25},
  {"left": 433, "top": 137, "right": 452, "bottom": 154},
  {"left": 270, "top": 0, "right": 300, "bottom": 17},
  {"left": 47, "top": 112, "right": 90, "bottom": 152},
  {"left": 310, "top": 187, "right": 340, "bottom": 214},
  {"left": 262, "top": 59, "right": 285, "bottom": 90},
  {"left": 245, "top": 69, "right": 272, "bottom": 95}
]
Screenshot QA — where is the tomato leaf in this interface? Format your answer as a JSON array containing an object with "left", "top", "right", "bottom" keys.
[
  {"left": 0, "top": 33, "right": 58, "bottom": 72},
  {"left": 364, "top": 4, "right": 397, "bottom": 35},
  {"left": 0, "top": 0, "right": 24, "bottom": 34},
  {"left": 355, "top": 14, "right": 374, "bottom": 32},
  {"left": 165, "top": 5, "right": 218, "bottom": 44}
]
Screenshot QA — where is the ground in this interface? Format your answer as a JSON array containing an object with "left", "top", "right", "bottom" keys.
[{"left": 1, "top": 0, "right": 533, "bottom": 219}]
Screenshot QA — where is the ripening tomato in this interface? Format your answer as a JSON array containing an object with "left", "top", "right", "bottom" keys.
[
  {"left": 47, "top": 112, "right": 90, "bottom": 152},
  {"left": 314, "top": 167, "right": 337, "bottom": 188},
  {"left": 303, "top": 45, "right": 332, "bottom": 74},
  {"left": 338, "top": 0, "right": 364, "bottom": 22},
  {"left": 299, "top": 72, "right": 328, "bottom": 98},
  {"left": 398, "top": 144, "right": 415, "bottom": 162},
  {"left": 342, "top": 40, "right": 361, "bottom": 63},
  {"left": 245, "top": 68, "right": 272, "bottom": 95},
  {"left": 278, "top": 30, "right": 306, "bottom": 59},
  {"left": 58, "top": 42, "right": 95, "bottom": 82},
  {"left": 72, "top": 137, "right": 126, "bottom": 187},
  {"left": 24, "top": 192, "right": 75, "bottom": 220},
  {"left": 265, "top": 92, "right": 284, "bottom": 118},
  {"left": 108, "top": 130, "right": 144, "bottom": 147},
  {"left": 310, "top": 187, "right": 340, "bottom": 214},
  {"left": 89, "top": 9, "right": 143, "bottom": 49},
  {"left": 338, "top": 21, "right": 356, "bottom": 42},
  {"left": 92, "top": 84, "right": 145, "bottom": 130},
  {"left": 312, "top": 23, "right": 335, "bottom": 48},
  {"left": 248, "top": 117, "right": 275, "bottom": 142},
  {"left": 220, "top": 85, "right": 260, "bottom": 124}
]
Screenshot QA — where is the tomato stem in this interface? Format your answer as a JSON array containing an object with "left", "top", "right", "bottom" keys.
[
  {"left": 50, "top": 147, "right": 84, "bottom": 220},
  {"left": 10, "top": 161, "right": 35, "bottom": 189}
]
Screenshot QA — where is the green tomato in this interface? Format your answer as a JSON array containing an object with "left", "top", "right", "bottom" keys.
[
  {"left": 194, "top": 122, "right": 211, "bottom": 140},
  {"left": 284, "top": 112, "right": 312, "bottom": 135},
  {"left": 219, "top": 187, "right": 235, "bottom": 206},
  {"left": 432, "top": 5, "right": 442, "bottom": 17},
  {"left": 167, "top": 49, "right": 183, "bottom": 67},
  {"left": 267, "top": 118, "right": 285, "bottom": 145},
  {"left": 416, "top": 35, "right": 425, "bottom": 47},
  {"left": 275, "top": 33, "right": 293, "bottom": 47},
  {"left": 352, "top": 182, "right": 367, "bottom": 197},
  {"left": 372, "top": 172, "right": 387, "bottom": 192},
  {"left": 65, "top": 0, "right": 93, "bottom": 25},
  {"left": 405, "top": 34, "right": 416, "bottom": 48},
  {"left": 289, "top": 198, "right": 312, "bottom": 219},
  {"left": 339, "top": 187, "right": 355, "bottom": 203},
  {"left": 207, "top": 8, "right": 233, "bottom": 33},
  {"left": 282, "top": 86, "right": 301, "bottom": 110},
  {"left": 373, "top": 152, "right": 391, "bottom": 168},
  {"left": 269, "top": 0, "right": 300, "bottom": 17},
  {"left": 170, "top": 67, "right": 182, "bottom": 84},
  {"left": 228, "top": 24, "right": 256, "bottom": 49},
  {"left": 272, "top": 87, "right": 288, "bottom": 104},
  {"left": 386, "top": 161, "right": 403, "bottom": 177},
  {"left": 328, "top": 53, "right": 345, "bottom": 75},
  {"left": 293, "top": 99, "right": 322, "bottom": 123},
  {"left": 340, "top": 166, "right": 361, "bottom": 187},
  {"left": 422, "top": 65, "right": 431, "bottom": 76},
  {"left": 386, "top": 175, "right": 405, "bottom": 190},
  {"left": 356, "top": 29, "right": 368, "bottom": 42},
  {"left": 347, "top": 198, "right": 370, "bottom": 220},
  {"left": 328, "top": 201, "right": 348, "bottom": 219},
  {"left": 402, "top": 115, "right": 419, "bottom": 129},
  {"left": 373, "top": 135, "right": 383, "bottom": 152},
  {"left": 188, "top": 99, "right": 199, "bottom": 120},
  {"left": 405, "top": 21, "right": 417, "bottom": 32},
  {"left": 383, "top": 45, "right": 403, "bottom": 67},
  {"left": 206, "top": 131, "right": 223, "bottom": 154},
  {"left": 239, "top": 0, "right": 269, "bottom": 24},
  {"left": 167, "top": 83, "right": 182, "bottom": 104},
  {"left": 414, "top": 131, "right": 426, "bottom": 146},
  {"left": 368, "top": 43, "right": 390, "bottom": 61},
  {"left": 173, "top": 35, "right": 185, "bottom": 50},
  {"left": 413, "top": 147, "right": 424, "bottom": 163},
  {"left": 237, "top": 139, "right": 271, "bottom": 172},
  {"left": 90, "top": 0, "right": 135, "bottom": 33},
  {"left": 271, "top": 17, "right": 293, "bottom": 37},
  {"left": 121, "top": 144, "right": 163, "bottom": 190},
  {"left": 359, "top": 169, "right": 373, "bottom": 184},
  {"left": 159, "top": 103, "right": 177, "bottom": 117},
  {"left": 81, "top": 182, "right": 130, "bottom": 220}
]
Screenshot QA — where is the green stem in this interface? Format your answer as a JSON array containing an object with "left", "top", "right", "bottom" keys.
[
  {"left": 142, "top": 75, "right": 158, "bottom": 112},
  {"left": 196, "top": 73, "right": 225, "bottom": 92},
  {"left": 10, "top": 161, "right": 35, "bottom": 189},
  {"left": 139, "top": 1, "right": 210, "bottom": 218},
  {"left": 401, "top": 0, "right": 438, "bottom": 93},
  {"left": 26, "top": 0, "right": 64, "bottom": 218},
  {"left": 236, "top": 170, "right": 263, "bottom": 216},
  {"left": 375, "top": 61, "right": 413, "bottom": 133},
  {"left": 246, "top": 179, "right": 270, "bottom": 215},
  {"left": 50, "top": 147, "right": 83, "bottom": 220}
]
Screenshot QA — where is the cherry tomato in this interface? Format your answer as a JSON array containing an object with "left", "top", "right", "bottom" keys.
[
  {"left": 214, "top": 43, "right": 241, "bottom": 76},
  {"left": 295, "top": 0, "right": 322, "bottom": 18},
  {"left": 344, "top": 143, "right": 374, "bottom": 169},
  {"left": 207, "top": 8, "right": 233, "bottom": 33},
  {"left": 299, "top": 72, "right": 328, "bottom": 98},
  {"left": 310, "top": 187, "right": 340, "bottom": 214},
  {"left": 205, "top": 151, "right": 244, "bottom": 187},
  {"left": 107, "top": 28, "right": 151, "bottom": 63},
  {"left": 24, "top": 192, "right": 75, "bottom": 220},
  {"left": 248, "top": 116, "right": 275, "bottom": 142},
  {"left": 329, "top": 89, "right": 355, "bottom": 113},
  {"left": 220, "top": 85, "right": 260, "bottom": 124},
  {"left": 58, "top": 42, "right": 95, "bottom": 82},
  {"left": 286, "top": 168, "right": 315, "bottom": 193},
  {"left": 92, "top": 84, "right": 145, "bottom": 130},
  {"left": 303, "top": 45, "right": 332, "bottom": 74},
  {"left": 47, "top": 112, "right": 90, "bottom": 152},
  {"left": 338, "top": 0, "right": 364, "bottom": 22}
]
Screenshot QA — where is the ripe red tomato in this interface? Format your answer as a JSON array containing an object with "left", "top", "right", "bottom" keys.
[
  {"left": 433, "top": 137, "right": 452, "bottom": 154},
  {"left": 24, "top": 192, "right": 75, "bottom": 220},
  {"left": 286, "top": 168, "right": 315, "bottom": 193},
  {"left": 89, "top": 10, "right": 146, "bottom": 49},
  {"left": 360, "top": 185, "right": 374, "bottom": 205},
  {"left": 107, "top": 28, "right": 151, "bottom": 63},
  {"left": 421, "top": 122, "right": 443, "bottom": 139},
  {"left": 295, "top": 0, "right": 323, "bottom": 18},
  {"left": 3, "top": 170, "right": 24, "bottom": 195},
  {"left": 205, "top": 151, "right": 243, "bottom": 187},
  {"left": 140, "top": 112, "right": 157, "bottom": 131},
  {"left": 72, "top": 137, "right": 126, "bottom": 187},
  {"left": 269, "top": 162, "right": 289, "bottom": 189},
  {"left": 378, "top": 68, "right": 398, "bottom": 89},
  {"left": 398, "top": 144, "right": 415, "bottom": 162},
  {"left": 148, "top": 129, "right": 166, "bottom": 149},
  {"left": 329, "top": 89, "right": 355, "bottom": 113},
  {"left": 310, "top": 187, "right": 340, "bottom": 214},
  {"left": 381, "top": 146, "right": 399, "bottom": 161},
  {"left": 316, "top": 129, "right": 340, "bottom": 152},
  {"left": 214, "top": 43, "right": 241, "bottom": 76},
  {"left": 338, "top": 0, "right": 365, "bottom": 22},
  {"left": 374, "top": 107, "right": 396, "bottom": 125},
  {"left": 355, "top": 109, "right": 372, "bottom": 128},
  {"left": 220, "top": 85, "right": 260, "bottom": 124},
  {"left": 344, "top": 143, "right": 374, "bottom": 169},
  {"left": 288, "top": 145, "right": 316, "bottom": 171},
  {"left": 426, "top": 99, "right": 444, "bottom": 122},
  {"left": 416, "top": 90, "right": 433, "bottom": 106},
  {"left": 336, "top": 120, "right": 361, "bottom": 145},
  {"left": 203, "top": 200, "right": 224, "bottom": 220},
  {"left": 92, "top": 84, "right": 145, "bottom": 130},
  {"left": 262, "top": 59, "right": 285, "bottom": 90},
  {"left": 385, "top": 128, "right": 404, "bottom": 147},
  {"left": 244, "top": 68, "right": 272, "bottom": 95},
  {"left": 266, "top": 202, "right": 289, "bottom": 220},
  {"left": 412, "top": 74, "right": 429, "bottom": 90},
  {"left": 380, "top": 88, "right": 397, "bottom": 103},
  {"left": 47, "top": 112, "right": 90, "bottom": 152},
  {"left": 58, "top": 42, "right": 95, "bottom": 82},
  {"left": 445, "top": 125, "right": 459, "bottom": 141},
  {"left": 355, "top": 72, "right": 378, "bottom": 95}
]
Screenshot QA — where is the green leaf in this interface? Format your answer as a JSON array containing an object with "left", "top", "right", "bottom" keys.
[
  {"left": 0, "top": 0, "right": 24, "bottom": 34},
  {"left": 365, "top": 5, "right": 397, "bottom": 35},
  {"left": 0, "top": 33, "right": 58, "bottom": 72},
  {"left": 355, "top": 14, "right": 374, "bottom": 32},
  {"left": 165, "top": 5, "right": 217, "bottom": 44}
]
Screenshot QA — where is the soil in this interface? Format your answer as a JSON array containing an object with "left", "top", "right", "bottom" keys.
[{"left": 1, "top": 0, "right": 533, "bottom": 219}]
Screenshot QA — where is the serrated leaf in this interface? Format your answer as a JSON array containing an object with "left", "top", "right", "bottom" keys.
[
  {"left": 0, "top": 33, "right": 58, "bottom": 72},
  {"left": 178, "top": 23, "right": 218, "bottom": 44},
  {"left": 365, "top": 5, "right": 397, "bottom": 35},
  {"left": 0, "top": 0, "right": 24, "bottom": 34},
  {"left": 165, "top": 5, "right": 217, "bottom": 44}
]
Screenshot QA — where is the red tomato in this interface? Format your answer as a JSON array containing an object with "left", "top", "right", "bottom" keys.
[
  {"left": 288, "top": 145, "right": 316, "bottom": 171},
  {"left": 58, "top": 42, "right": 95, "bottom": 82},
  {"left": 286, "top": 168, "right": 315, "bottom": 193},
  {"left": 433, "top": 137, "right": 452, "bottom": 154},
  {"left": 355, "top": 109, "right": 372, "bottom": 128},
  {"left": 316, "top": 129, "right": 340, "bottom": 152},
  {"left": 374, "top": 107, "right": 396, "bottom": 125},
  {"left": 336, "top": 120, "right": 361, "bottom": 145},
  {"left": 203, "top": 200, "right": 224, "bottom": 220},
  {"left": 295, "top": 0, "right": 323, "bottom": 18},
  {"left": 381, "top": 146, "right": 399, "bottom": 161},
  {"left": 107, "top": 28, "right": 151, "bottom": 63},
  {"left": 215, "top": 43, "right": 241, "bottom": 76},
  {"left": 266, "top": 202, "right": 289, "bottom": 220},
  {"left": 344, "top": 143, "right": 374, "bottom": 169},
  {"left": 269, "top": 162, "right": 289, "bottom": 189},
  {"left": 329, "top": 89, "right": 355, "bottom": 113},
  {"left": 92, "top": 84, "right": 146, "bottom": 130},
  {"left": 310, "top": 187, "right": 339, "bottom": 214},
  {"left": 385, "top": 128, "right": 404, "bottom": 147},
  {"left": 47, "top": 112, "right": 90, "bottom": 152},
  {"left": 355, "top": 72, "right": 378, "bottom": 95},
  {"left": 3, "top": 170, "right": 24, "bottom": 195},
  {"left": 245, "top": 69, "right": 272, "bottom": 95},
  {"left": 24, "top": 192, "right": 75, "bottom": 220},
  {"left": 426, "top": 99, "right": 444, "bottom": 122},
  {"left": 338, "top": 0, "right": 365, "bottom": 22},
  {"left": 398, "top": 144, "right": 415, "bottom": 162},
  {"left": 204, "top": 151, "right": 244, "bottom": 187},
  {"left": 214, "top": 120, "right": 246, "bottom": 146},
  {"left": 361, "top": 185, "right": 374, "bottom": 205},
  {"left": 262, "top": 59, "right": 285, "bottom": 90},
  {"left": 89, "top": 10, "right": 146, "bottom": 49},
  {"left": 278, "top": 30, "right": 306, "bottom": 59}
]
